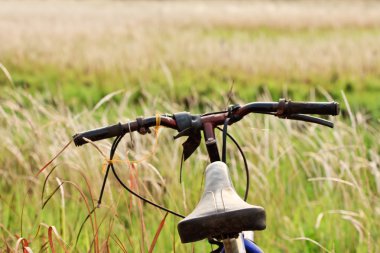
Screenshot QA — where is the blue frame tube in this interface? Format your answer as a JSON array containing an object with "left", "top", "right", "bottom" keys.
[{"left": 243, "top": 239, "right": 263, "bottom": 253}]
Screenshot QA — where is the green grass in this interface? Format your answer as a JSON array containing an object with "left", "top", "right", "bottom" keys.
[
  {"left": 1, "top": 1, "right": 380, "bottom": 252},
  {"left": 0, "top": 88, "right": 379, "bottom": 252},
  {"left": 202, "top": 26, "right": 380, "bottom": 42},
  {"left": 2, "top": 64, "right": 380, "bottom": 120}
]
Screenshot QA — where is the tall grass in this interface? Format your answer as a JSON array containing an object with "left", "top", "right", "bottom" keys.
[
  {"left": 2, "top": 0, "right": 379, "bottom": 79},
  {"left": 0, "top": 1, "right": 379, "bottom": 252},
  {"left": 0, "top": 87, "right": 379, "bottom": 252}
]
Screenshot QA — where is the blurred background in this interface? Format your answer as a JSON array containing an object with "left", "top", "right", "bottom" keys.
[{"left": 0, "top": 1, "right": 379, "bottom": 252}]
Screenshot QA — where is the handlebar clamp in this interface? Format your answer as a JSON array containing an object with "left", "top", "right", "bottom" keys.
[
  {"left": 228, "top": 104, "right": 242, "bottom": 123},
  {"left": 173, "top": 112, "right": 202, "bottom": 132}
]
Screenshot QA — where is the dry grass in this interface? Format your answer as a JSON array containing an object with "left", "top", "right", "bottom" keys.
[
  {"left": 0, "top": 88, "right": 379, "bottom": 252},
  {"left": 0, "top": 1, "right": 380, "bottom": 252},
  {"left": 1, "top": 1, "right": 380, "bottom": 79}
]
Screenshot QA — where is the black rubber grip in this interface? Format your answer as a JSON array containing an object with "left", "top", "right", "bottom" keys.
[
  {"left": 73, "top": 123, "right": 124, "bottom": 146},
  {"left": 286, "top": 101, "right": 339, "bottom": 116}
]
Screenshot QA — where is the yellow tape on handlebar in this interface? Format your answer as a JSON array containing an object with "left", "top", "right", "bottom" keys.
[{"left": 155, "top": 113, "right": 161, "bottom": 137}]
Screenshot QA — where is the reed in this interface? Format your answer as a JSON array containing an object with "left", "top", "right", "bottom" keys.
[{"left": 0, "top": 88, "right": 378, "bottom": 252}]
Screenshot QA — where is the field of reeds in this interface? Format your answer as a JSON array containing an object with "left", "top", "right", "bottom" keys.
[{"left": 0, "top": 1, "right": 379, "bottom": 252}]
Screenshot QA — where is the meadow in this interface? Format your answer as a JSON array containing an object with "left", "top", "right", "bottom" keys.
[{"left": 0, "top": 1, "right": 379, "bottom": 252}]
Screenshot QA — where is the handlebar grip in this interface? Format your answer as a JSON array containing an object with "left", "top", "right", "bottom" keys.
[
  {"left": 73, "top": 123, "right": 124, "bottom": 146},
  {"left": 286, "top": 101, "right": 340, "bottom": 116}
]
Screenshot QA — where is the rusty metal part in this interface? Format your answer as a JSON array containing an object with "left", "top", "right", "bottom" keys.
[
  {"left": 136, "top": 117, "right": 151, "bottom": 135},
  {"left": 276, "top": 98, "right": 287, "bottom": 117}
]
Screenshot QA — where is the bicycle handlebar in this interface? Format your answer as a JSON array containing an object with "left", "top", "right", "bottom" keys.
[
  {"left": 278, "top": 100, "right": 339, "bottom": 116},
  {"left": 73, "top": 99, "right": 339, "bottom": 146},
  {"left": 234, "top": 100, "right": 339, "bottom": 118},
  {"left": 73, "top": 123, "right": 124, "bottom": 145},
  {"left": 73, "top": 116, "right": 177, "bottom": 146}
]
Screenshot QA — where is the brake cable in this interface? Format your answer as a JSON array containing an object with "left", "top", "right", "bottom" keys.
[
  {"left": 221, "top": 118, "right": 229, "bottom": 163},
  {"left": 96, "top": 134, "right": 124, "bottom": 207},
  {"left": 97, "top": 113, "right": 249, "bottom": 216},
  {"left": 99, "top": 134, "right": 185, "bottom": 218},
  {"left": 217, "top": 126, "right": 249, "bottom": 201}
]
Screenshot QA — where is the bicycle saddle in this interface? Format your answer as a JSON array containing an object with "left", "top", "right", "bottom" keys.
[{"left": 177, "top": 161, "right": 266, "bottom": 243}]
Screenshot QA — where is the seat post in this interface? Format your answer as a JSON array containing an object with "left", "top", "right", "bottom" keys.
[{"left": 223, "top": 234, "right": 246, "bottom": 253}]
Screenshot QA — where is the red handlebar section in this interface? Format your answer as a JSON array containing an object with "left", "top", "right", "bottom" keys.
[{"left": 73, "top": 99, "right": 339, "bottom": 146}]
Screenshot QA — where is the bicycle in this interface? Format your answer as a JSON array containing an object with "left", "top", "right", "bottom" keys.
[{"left": 73, "top": 98, "right": 339, "bottom": 253}]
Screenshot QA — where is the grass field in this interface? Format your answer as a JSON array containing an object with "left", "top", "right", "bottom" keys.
[
  {"left": 1, "top": 1, "right": 380, "bottom": 117},
  {"left": 0, "top": 1, "right": 380, "bottom": 252}
]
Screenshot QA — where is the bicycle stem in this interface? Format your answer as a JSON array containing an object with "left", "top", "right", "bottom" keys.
[{"left": 203, "top": 121, "right": 221, "bottom": 162}]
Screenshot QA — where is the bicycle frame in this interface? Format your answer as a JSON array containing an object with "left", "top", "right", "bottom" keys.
[{"left": 221, "top": 234, "right": 263, "bottom": 253}]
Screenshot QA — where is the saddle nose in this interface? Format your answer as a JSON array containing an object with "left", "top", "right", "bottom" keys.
[{"left": 177, "top": 161, "right": 266, "bottom": 243}]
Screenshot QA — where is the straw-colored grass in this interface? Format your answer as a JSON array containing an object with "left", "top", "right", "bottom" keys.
[
  {"left": 0, "top": 88, "right": 379, "bottom": 252},
  {"left": 0, "top": 1, "right": 379, "bottom": 252},
  {"left": 1, "top": 1, "right": 379, "bottom": 117},
  {"left": 1, "top": 1, "right": 380, "bottom": 76}
]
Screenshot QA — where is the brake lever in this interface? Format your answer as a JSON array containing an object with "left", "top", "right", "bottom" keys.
[{"left": 284, "top": 114, "right": 334, "bottom": 128}]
